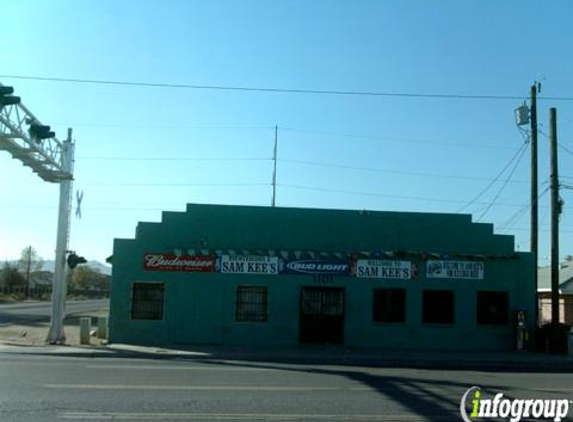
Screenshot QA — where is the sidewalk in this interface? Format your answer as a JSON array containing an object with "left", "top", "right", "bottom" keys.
[
  {"left": 2, "top": 319, "right": 573, "bottom": 371},
  {"left": 0, "top": 309, "right": 108, "bottom": 347}
]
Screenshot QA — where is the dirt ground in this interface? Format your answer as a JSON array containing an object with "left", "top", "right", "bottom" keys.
[{"left": 0, "top": 311, "right": 109, "bottom": 347}]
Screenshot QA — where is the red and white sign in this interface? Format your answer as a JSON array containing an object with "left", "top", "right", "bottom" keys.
[{"left": 143, "top": 254, "right": 215, "bottom": 272}]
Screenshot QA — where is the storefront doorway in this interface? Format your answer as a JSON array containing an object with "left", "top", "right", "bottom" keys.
[{"left": 299, "top": 286, "right": 345, "bottom": 344}]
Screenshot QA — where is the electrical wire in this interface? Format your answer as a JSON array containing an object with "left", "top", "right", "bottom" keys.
[
  {"left": 280, "top": 127, "right": 513, "bottom": 150},
  {"left": 77, "top": 156, "right": 270, "bottom": 162},
  {"left": 476, "top": 142, "right": 529, "bottom": 221},
  {"left": 278, "top": 183, "right": 535, "bottom": 207},
  {"left": 279, "top": 158, "right": 528, "bottom": 184},
  {"left": 456, "top": 142, "right": 530, "bottom": 213},
  {"left": 497, "top": 186, "right": 551, "bottom": 233},
  {"left": 3, "top": 74, "right": 573, "bottom": 101},
  {"left": 558, "top": 143, "right": 573, "bottom": 157}
]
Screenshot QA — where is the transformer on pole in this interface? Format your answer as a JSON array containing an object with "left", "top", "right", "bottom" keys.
[{"left": 0, "top": 82, "right": 74, "bottom": 344}]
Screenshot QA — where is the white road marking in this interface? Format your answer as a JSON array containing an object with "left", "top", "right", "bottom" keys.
[
  {"left": 45, "top": 383, "right": 358, "bottom": 391},
  {"left": 85, "top": 364, "right": 273, "bottom": 371},
  {"left": 58, "top": 411, "right": 434, "bottom": 420}
]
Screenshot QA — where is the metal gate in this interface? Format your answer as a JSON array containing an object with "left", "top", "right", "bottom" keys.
[{"left": 299, "top": 287, "right": 345, "bottom": 344}]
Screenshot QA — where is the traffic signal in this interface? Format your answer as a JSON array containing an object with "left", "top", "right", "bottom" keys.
[
  {"left": 67, "top": 253, "right": 87, "bottom": 269},
  {"left": 29, "top": 123, "right": 55, "bottom": 140},
  {"left": 0, "top": 86, "right": 21, "bottom": 109}
]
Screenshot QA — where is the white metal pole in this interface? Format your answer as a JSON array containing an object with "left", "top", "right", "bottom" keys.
[
  {"left": 272, "top": 125, "right": 277, "bottom": 207},
  {"left": 46, "top": 129, "right": 74, "bottom": 344}
]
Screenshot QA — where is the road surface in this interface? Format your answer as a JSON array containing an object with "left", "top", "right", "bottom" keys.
[
  {"left": 0, "top": 351, "right": 572, "bottom": 422},
  {"left": 0, "top": 300, "right": 109, "bottom": 325}
]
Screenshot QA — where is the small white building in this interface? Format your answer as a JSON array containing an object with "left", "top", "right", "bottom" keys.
[{"left": 537, "top": 258, "right": 573, "bottom": 325}]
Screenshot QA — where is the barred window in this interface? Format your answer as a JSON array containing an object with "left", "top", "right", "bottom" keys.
[
  {"left": 423, "top": 290, "right": 454, "bottom": 324},
  {"left": 373, "top": 289, "right": 406, "bottom": 323},
  {"left": 477, "top": 291, "right": 509, "bottom": 325},
  {"left": 235, "top": 286, "right": 268, "bottom": 322},
  {"left": 131, "top": 282, "right": 164, "bottom": 320}
]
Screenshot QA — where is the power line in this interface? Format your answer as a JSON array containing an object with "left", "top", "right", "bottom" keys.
[
  {"left": 497, "top": 186, "right": 551, "bottom": 233},
  {"left": 279, "top": 158, "right": 528, "bottom": 184},
  {"left": 3, "top": 74, "right": 573, "bottom": 101},
  {"left": 280, "top": 127, "right": 513, "bottom": 150},
  {"left": 78, "top": 156, "right": 270, "bottom": 162},
  {"left": 558, "top": 142, "right": 573, "bottom": 157},
  {"left": 80, "top": 182, "right": 269, "bottom": 187},
  {"left": 278, "top": 183, "right": 543, "bottom": 207},
  {"left": 476, "top": 142, "right": 529, "bottom": 221},
  {"left": 456, "top": 142, "right": 529, "bottom": 213}
]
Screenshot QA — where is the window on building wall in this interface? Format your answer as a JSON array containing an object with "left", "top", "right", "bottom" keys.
[
  {"left": 477, "top": 291, "right": 509, "bottom": 325},
  {"left": 373, "top": 288, "right": 406, "bottom": 323},
  {"left": 131, "top": 282, "right": 164, "bottom": 320},
  {"left": 423, "top": 290, "right": 454, "bottom": 324},
  {"left": 235, "top": 285, "right": 268, "bottom": 322}
]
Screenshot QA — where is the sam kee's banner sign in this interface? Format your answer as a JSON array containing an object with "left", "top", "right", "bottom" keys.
[
  {"left": 220, "top": 255, "right": 279, "bottom": 275},
  {"left": 355, "top": 260, "right": 416, "bottom": 279},
  {"left": 144, "top": 254, "right": 215, "bottom": 272}
]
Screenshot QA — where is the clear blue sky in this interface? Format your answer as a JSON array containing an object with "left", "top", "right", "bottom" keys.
[{"left": 1, "top": 0, "right": 572, "bottom": 266}]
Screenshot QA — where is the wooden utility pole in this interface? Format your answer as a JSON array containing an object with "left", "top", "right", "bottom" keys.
[
  {"left": 549, "top": 107, "right": 560, "bottom": 325},
  {"left": 530, "top": 84, "right": 539, "bottom": 326},
  {"left": 530, "top": 85, "right": 538, "bottom": 266}
]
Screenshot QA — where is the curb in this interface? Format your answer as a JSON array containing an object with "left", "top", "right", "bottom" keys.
[{"left": 2, "top": 340, "right": 573, "bottom": 372}]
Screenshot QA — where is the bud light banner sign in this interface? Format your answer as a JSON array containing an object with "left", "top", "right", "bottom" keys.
[{"left": 280, "top": 259, "right": 350, "bottom": 275}]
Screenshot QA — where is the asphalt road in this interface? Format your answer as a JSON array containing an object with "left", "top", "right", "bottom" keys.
[
  {"left": 0, "top": 353, "right": 572, "bottom": 422},
  {"left": 0, "top": 300, "right": 109, "bottom": 325}
]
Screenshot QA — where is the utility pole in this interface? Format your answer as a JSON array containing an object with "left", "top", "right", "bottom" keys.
[
  {"left": 272, "top": 125, "right": 278, "bottom": 207},
  {"left": 530, "top": 83, "right": 539, "bottom": 326},
  {"left": 549, "top": 108, "right": 560, "bottom": 326},
  {"left": 530, "top": 85, "right": 538, "bottom": 266},
  {"left": 47, "top": 128, "right": 75, "bottom": 344}
]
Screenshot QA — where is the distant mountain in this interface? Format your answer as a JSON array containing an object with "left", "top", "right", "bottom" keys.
[{"left": 40, "top": 260, "right": 112, "bottom": 275}]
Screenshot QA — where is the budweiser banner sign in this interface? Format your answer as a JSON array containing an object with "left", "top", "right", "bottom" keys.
[
  {"left": 355, "top": 259, "right": 416, "bottom": 279},
  {"left": 144, "top": 254, "right": 215, "bottom": 272},
  {"left": 220, "top": 255, "right": 279, "bottom": 275},
  {"left": 426, "top": 260, "right": 484, "bottom": 280}
]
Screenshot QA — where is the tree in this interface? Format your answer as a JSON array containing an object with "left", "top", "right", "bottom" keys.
[
  {"left": 69, "top": 266, "right": 110, "bottom": 291},
  {"left": 18, "top": 246, "right": 43, "bottom": 278},
  {"left": 1, "top": 262, "right": 25, "bottom": 289},
  {"left": 18, "top": 246, "right": 44, "bottom": 296}
]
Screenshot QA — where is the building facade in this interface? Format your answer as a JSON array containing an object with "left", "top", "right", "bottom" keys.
[{"left": 109, "top": 204, "right": 535, "bottom": 351}]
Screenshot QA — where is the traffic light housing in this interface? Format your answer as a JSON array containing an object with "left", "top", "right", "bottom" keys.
[
  {"left": 0, "top": 86, "right": 21, "bottom": 109},
  {"left": 67, "top": 253, "right": 87, "bottom": 269},
  {"left": 29, "top": 123, "right": 55, "bottom": 140}
]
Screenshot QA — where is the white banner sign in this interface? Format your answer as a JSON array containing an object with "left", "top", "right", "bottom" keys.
[
  {"left": 426, "top": 260, "right": 484, "bottom": 280},
  {"left": 355, "top": 260, "right": 414, "bottom": 279},
  {"left": 220, "top": 255, "right": 279, "bottom": 275}
]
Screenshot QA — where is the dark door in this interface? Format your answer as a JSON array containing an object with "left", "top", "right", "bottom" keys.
[{"left": 299, "top": 287, "right": 345, "bottom": 344}]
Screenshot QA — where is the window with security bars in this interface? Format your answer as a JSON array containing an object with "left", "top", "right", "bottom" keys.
[
  {"left": 235, "top": 286, "right": 268, "bottom": 322},
  {"left": 477, "top": 291, "right": 509, "bottom": 325},
  {"left": 373, "top": 289, "right": 406, "bottom": 323},
  {"left": 131, "top": 282, "right": 164, "bottom": 320},
  {"left": 423, "top": 290, "right": 454, "bottom": 324}
]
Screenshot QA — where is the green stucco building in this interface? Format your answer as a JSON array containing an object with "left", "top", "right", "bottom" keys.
[{"left": 109, "top": 203, "right": 535, "bottom": 351}]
